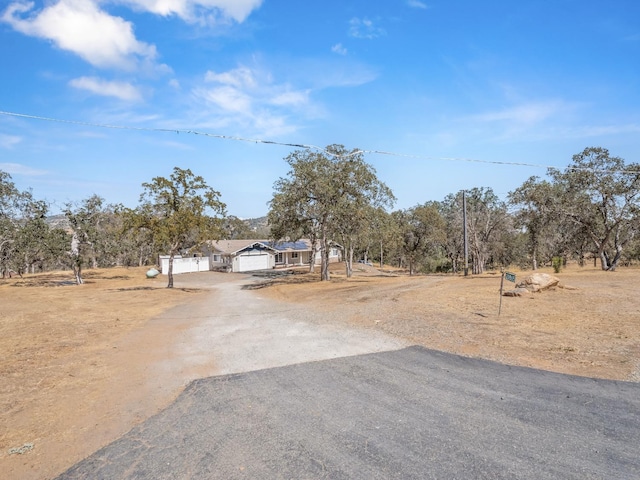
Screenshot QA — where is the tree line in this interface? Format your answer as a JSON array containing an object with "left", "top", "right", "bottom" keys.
[
  {"left": 1, "top": 146, "right": 639, "bottom": 287},
  {"left": 268, "top": 145, "right": 640, "bottom": 277}
]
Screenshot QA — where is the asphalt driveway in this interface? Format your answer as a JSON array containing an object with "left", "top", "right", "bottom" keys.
[{"left": 57, "top": 346, "right": 640, "bottom": 479}]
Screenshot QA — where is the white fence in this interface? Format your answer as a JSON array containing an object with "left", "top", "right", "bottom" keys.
[{"left": 159, "top": 256, "right": 210, "bottom": 275}]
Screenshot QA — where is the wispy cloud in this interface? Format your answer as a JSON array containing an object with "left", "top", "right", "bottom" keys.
[
  {"left": 269, "top": 90, "right": 310, "bottom": 107},
  {"left": 407, "top": 0, "right": 429, "bottom": 9},
  {"left": 115, "top": 0, "right": 263, "bottom": 24},
  {"left": 192, "top": 65, "right": 313, "bottom": 136},
  {"left": 469, "top": 101, "right": 565, "bottom": 125},
  {"left": 0, "top": 133, "right": 22, "bottom": 149},
  {"left": 1, "top": 0, "right": 159, "bottom": 71},
  {"left": 349, "top": 17, "right": 386, "bottom": 39},
  {"left": 195, "top": 84, "right": 253, "bottom": 113},
  {"left": 331, "top": 43, "right": 347, "bottom": 55},
  {"left": 452, "top": 100, "right": 640, "bottom": 144},
  {"left": 0, "top": 162, "right": 48, "bottom": 176},
  {"left": 205, "top": 66, "right": 257, "bottom": 89},
  {"left": 69, "top": 76, "right": 143, "bottom": 101},
  {"left": 555, "top": 123, "right": 640, "bottom": 139}
]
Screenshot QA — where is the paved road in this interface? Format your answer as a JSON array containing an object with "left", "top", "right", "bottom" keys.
[{"left": 57, "top": 346, "right": 640, "bottom": 479}]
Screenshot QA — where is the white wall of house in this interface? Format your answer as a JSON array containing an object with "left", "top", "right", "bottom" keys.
[
  {"left": 313, "top": 247, "right": 342, "bottom": 264},
  {"left": 232, "top": 248, "right": 276, "bottom": 272},
  {"left": 275, "top": 251, "right": 311, "bottom": 266},
  {"left": 159, "top": 256, "right": 210, "bottom": 275}
]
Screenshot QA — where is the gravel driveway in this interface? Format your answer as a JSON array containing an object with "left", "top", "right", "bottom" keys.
[{"left": 53, "top": 272, "right": 640, "bottom": 479}]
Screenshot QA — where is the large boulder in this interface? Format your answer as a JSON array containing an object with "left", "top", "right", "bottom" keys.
[{"left": 516, "top": 273, "right": 560, "bottom": 292}]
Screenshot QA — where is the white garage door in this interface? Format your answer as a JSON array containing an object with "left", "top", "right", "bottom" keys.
[{"left": 238, "top": 253, "right": 270, "bottom": 272}]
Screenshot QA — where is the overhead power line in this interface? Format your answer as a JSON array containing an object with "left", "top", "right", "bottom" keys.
[{"left": 1, "top": 109, "right": 637, "bottom": 174}]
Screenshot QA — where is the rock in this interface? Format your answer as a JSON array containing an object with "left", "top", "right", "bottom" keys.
[
  {"left": 503, "top": 287, "right": 530, "bottom": 297},
  {"left": 516, "top": 273, "right": 560, "bottom": 292},
  {"left": 146, "top": 268, "right": 160, "bottom": 278}
]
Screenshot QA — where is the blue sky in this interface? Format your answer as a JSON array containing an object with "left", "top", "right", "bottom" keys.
[{"left": 1, "top": 0, "right": 639, "bottom": 218}]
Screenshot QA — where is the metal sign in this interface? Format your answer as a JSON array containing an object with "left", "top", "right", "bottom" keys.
[{"left": 505, "top": 272, "right": 516, "bottom": 283}]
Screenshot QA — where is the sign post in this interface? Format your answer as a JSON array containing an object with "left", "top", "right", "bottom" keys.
[{"left": 499, "top": 271, "right": 516, "bottom": 316}]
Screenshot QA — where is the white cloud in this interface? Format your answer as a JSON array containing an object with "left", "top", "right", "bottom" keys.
[
  {"left": 169, "top": 78, "right": 181, "bottom": 89},
  {"left": 2, "top": 0, "right": 158, "bottom": 70},
  {"left": 193, "top": 65, "right": 314, "bottom": 135},
  {"left": 0, "top": 134, "right": 22, "bottom": 149},
  {"left": 553, "top": 123, "right": 640, "bottom": 139},
  {"left": 205, "top": 66, "right": 257, "bottom": 88},
  {"left": 69, "top": 76, "right": 143, "bottom": 101},
  {"left": 195, "top": 84, "right": 253, "bottom": 113},
  {"left": 114, "top": 0, "right": 263, "bottom": 24},
  {"left": 0, "top": 162, "right": 48, "bottom": 175},
  {"left": 331, "top": 43, "right": 347, "bottom": 55},
  {"left": 407, "top": 0, "right": 428, "bottom": 9},
  {"left": 455, "top": 100, "right": 640, "bottom": 143},
  {"left": 349, "top": 17, "right": 385, "bottom": 39},
  {"left": 470, "top": 102, "right": 565, "bottom": 125},
  {"left": 269, "top": 90, "right": 309, "bottom": 107}
]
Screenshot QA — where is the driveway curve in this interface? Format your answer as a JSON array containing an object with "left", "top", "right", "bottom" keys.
[{"left": 55, "top": 272, "right": 640, "bottom": 479}]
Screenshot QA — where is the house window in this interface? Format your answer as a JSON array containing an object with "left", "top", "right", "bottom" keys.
[
  {"left": 291, "top": 252, "right": 299, "bottom": 259},
  {"left": 212, "top": 254, "right": 221, "bottom": 262},
  {"left": 276, "top": 253, "right": 283, "bottom": 263}
]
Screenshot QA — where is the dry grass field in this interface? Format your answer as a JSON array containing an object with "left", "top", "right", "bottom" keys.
[
  {"left": 0, "top": 268, "right": 209, "bottom": 480},
  {"left": 1, "top": 263, "right": 639, "bottom": 479},
  {"left": 263, "top": 263, "right": 640, "bottom": 382}
]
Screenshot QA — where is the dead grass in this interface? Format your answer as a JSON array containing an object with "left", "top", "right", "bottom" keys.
[
  {"left": 1, "top": 263, "right": 639, "bottom": 479},
  {"left": 260, "top": 262, "right": 640, "bottom": 382},
  {"left": 0, "top": 267, "right": 207, "bottom": 480}
]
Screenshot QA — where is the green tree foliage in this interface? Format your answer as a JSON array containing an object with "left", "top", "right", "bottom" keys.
[
  {"left": 394, "top": 203, "right": 446, "bottom": 275},
  {"left": 359, "top": 207, "right": 399, "bottom": 269},
  {"left": 0, "top": 171, "right": 56, "bottom": 277},
  {"left": 64, "top": 195, "right": 120, "bottom": 284},
  {"left": 548, "top": 147, "right": 640, "bottom": 271},
  {"left": 441, "top": 189, "right": 511, "bottom": 275},
  {"left": 224, "top": 215, "right": 254, "bottom": 239},
  {"left": 268, "top": 145, "right": 394, "bottom": 280},
  {"left": 132, "top": 167, "right": 226, "bottom": 288},
  {"left": 508, "top": 177, "right": 560, "bottom": 270}
]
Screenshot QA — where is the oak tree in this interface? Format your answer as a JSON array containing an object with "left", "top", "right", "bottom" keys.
[{"left": 135, "top": 167, "right": 226, "bottom": 288}]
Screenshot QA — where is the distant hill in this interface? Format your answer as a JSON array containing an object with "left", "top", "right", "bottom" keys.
[
  {"left": 46, "top": 214, "right": 70, "bottom": 230},
  {"left": 46, "top": 213, "right": 271, "bottom": 237},
  {"left": 244, "top": 215, "right": 270, "bottom": 237}
]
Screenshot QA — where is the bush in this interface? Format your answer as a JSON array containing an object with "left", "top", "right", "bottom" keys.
[{"left": 552, "top": 256, "right": 563, "bottom": 273}]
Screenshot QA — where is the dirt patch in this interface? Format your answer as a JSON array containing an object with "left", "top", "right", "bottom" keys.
[
  {"left": 260, "top": 263, "right": 640, "bottom": 383},
  {"left": 2, "top": 263, "right": 639, "bottom": 479},
  {"left": 0, "top": 267, "right": 210, "bottom": 480}
]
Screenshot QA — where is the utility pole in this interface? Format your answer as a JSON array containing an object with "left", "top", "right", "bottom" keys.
[{"left": 463, "top": 190, "right": 469, "bottom": 276}]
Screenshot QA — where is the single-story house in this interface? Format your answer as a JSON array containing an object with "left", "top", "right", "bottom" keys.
[{"left": 205, "top": 239, "right": 342, "bottom": 273}]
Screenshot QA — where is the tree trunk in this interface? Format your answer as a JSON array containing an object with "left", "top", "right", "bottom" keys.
[
  {"left": 532, "top": 241, "right": 538, "bottom": 270},
  {"left": 321, "top": 247, "right": 330, "bottom": 281},
  {"left": 309, "top": 244, "right": 317, "bottom": 273},
  {"left": 320, "top": 226, "right": 330, "bottom": 281},
  {"left": 167, "top": 253, "right": 175, "bottom": 288},
  {"left": 70, "top": 233, "right": 83, "bottom": 284},
  {"left": 599, "top": 247, "right": 610, "bottom": 271},
  {"left": 72, "top": 261, "right": 83, "bottom": 285},
  {"left": 346, "top": 243, "right": 353, "bottom": 278},
  {"left": 380, "top": 240, "right": 384, "bottom": 269}
]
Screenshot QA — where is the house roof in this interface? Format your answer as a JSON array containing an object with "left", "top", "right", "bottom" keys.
[
  {"left": 208, "top": 240, "right": 275, "bottom": 255},
  {"left": 208, "top": 239, "right": 314, "bottom": 255},
  {"left": 264, "top": 240, "right": 312, "bottom": 252}
]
